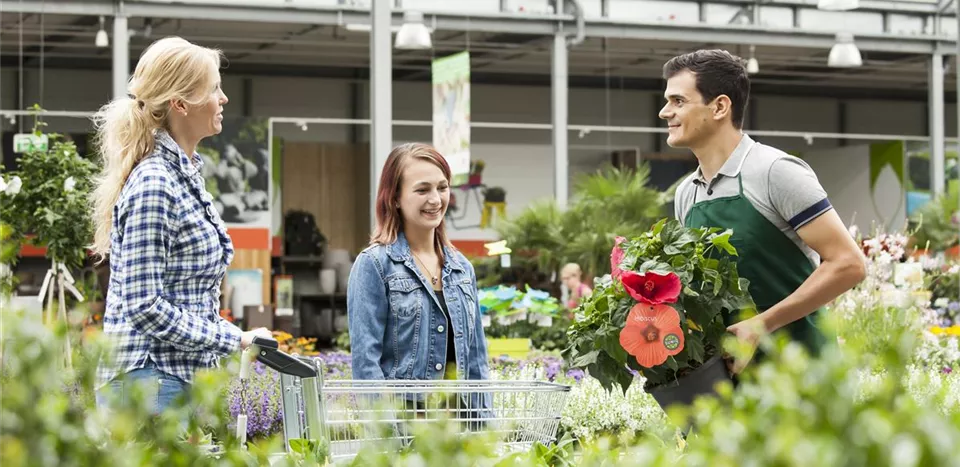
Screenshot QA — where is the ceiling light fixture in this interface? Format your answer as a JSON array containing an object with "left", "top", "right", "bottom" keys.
[
  {"left": 95, "top": 16, "right": 109, "bottom": 48},
  {"left": 828, "top": 32, "right": 863, "bottom": 68},
  {"left": 394, "top": 10, "right": 432, "bottom": 50}
]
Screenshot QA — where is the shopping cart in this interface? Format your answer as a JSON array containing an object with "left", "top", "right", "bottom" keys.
[{"left": 237, "top": 337, "right": 571, "bottom": 463}]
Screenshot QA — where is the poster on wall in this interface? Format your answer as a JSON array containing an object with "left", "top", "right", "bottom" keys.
[
  {"left": 869, "top": 141, "right": 906, "bottom": 232},
  {"left": 432, "top": 50, "right": 471, "bottom": 186},
  {"left": 198, "top": 116, "right": 272, "bottom": 228}
]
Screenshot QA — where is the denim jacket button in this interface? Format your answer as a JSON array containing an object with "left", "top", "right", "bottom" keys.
[
  {"left": 437, "top": 325, "right": 444, "bottom": 333},
  {"left": 435, "top": 363, "right": 443, "bottom": 371}
]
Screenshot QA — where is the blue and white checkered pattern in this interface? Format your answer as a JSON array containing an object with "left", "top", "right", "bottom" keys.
[{"left": 97, "top": 130, "right": 242, "bottom": 388}]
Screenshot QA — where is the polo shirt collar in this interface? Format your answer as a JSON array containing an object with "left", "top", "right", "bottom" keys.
[{"left": 694, "top": 134, "right": 755, "bottom": 185}]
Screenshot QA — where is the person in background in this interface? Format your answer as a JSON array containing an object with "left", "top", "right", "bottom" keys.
[
  {"left": 91, "top": 36, "right": 271, "bottom": 416},
  {"left": 663, "top": 49, "right": 865, "bottom": 374},
  {"left": 347, "top": 143, "right": 491, "bottom": 388},
  {"left": 561, "top": 263, "right": 592, "bottom": 310}
]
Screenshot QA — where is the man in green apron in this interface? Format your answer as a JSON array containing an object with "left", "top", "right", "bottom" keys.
[{"left": 661, "top": 50, "right": 866, "bottom": 374}]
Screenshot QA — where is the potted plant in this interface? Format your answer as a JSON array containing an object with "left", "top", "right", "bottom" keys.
[
  {"left": 908, "top": 193, "right": 959, "bottom": 255},
  {"left": 483, "top": 186, "right": 506, "bottom": 204},
  {"left": 469, "top": 159, "right": 485, "bottom": 186},
  {"left": 564, "top": 218, "right": 756, "bottom": 411}
]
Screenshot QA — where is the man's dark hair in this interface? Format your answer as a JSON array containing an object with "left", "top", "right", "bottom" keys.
[{"left": 662, "top": 49, "right": 750, "bottom": 129}]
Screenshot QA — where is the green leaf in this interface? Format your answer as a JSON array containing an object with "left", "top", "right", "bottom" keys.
[
  {"left": 288, "top": 438, "right": 317, "bottom": 456},
  {"left": 685, "top": 333, "right": 705, "bottom": 364},
  {"left": 710, "top": 229, "right": 737, "bottom": 255},
  {"left": 683, "top": 287, "right": 700, "bottom": 297},
  {"left": 599, "top": 334, "right": 629, "bottom": 364},
  {"left": 651, "top": 218, "right": 667, "bottom": 236},
  {"left": 704, "top": 269, "right": 721, "bottom": 294},
  {"left": 664, "top": 356, "right": 679, "bottom": 371},
  {"left": 663, "top": 245, "right": 681, "bottom": 255},
  {"left": 572, "top": 350, "right": 600, "bottom": 368}
]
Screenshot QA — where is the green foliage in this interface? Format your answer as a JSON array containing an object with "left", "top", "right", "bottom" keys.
[
  {"left": 1, "top": 114, "right": 99, "bottom": 269},
  {"left": 649, "top": 334, "right": 960, "bottom": 467},
  {"left": 909, "top": 194, "right": 959, "bottom": 252},
  {"left": 927, "top": 266, "right": 960, "bottom": 303},
  {"left": 564, "top": 219, "right": 755, "bottom": 391},
  {"left": 484, "top": 315, "right": 572, "bottom": 352},
  {"left": 492, "top": 164, "right": 667, "bottom": 293}
]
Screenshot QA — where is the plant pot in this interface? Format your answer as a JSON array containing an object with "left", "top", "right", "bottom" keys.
[
  {"left": 468, "top": 173, "right": 483, "bottom": 186},
  {"left": 486, "top": 337, "right": 531, "bottom": 359},
  {"left": 646, "top": 354, "right": 733, "bottom": 411},
  {"left": 319, "top": 269, "right": 337, "bottom": 295}
]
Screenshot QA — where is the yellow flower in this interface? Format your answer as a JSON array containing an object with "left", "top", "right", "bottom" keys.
[{"left": 929, "top": 326, "right": 960, "bottom": 337}]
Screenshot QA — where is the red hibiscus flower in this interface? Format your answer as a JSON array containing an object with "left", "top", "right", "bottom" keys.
[
  {"left": 610, "top": 236, "right": 627, "bottom": 279},
  {"left": 619, "top": 303, "right": 685, "bottom": 368},
  {"left": 620, "top": 270, "right": 682, "bottom": 305}
]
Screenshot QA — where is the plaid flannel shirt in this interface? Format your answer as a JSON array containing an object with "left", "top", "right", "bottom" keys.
[{"left": 97, "top": 130, "right": 242, "bottom": 388}]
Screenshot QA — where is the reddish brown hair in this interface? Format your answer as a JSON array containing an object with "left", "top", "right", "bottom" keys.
[{"left": 371, "top": 143, "right": 455, "bottom": 259}]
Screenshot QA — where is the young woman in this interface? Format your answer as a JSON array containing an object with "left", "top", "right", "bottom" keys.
[
  {"left": 347, "top": 143, "right": 490, "bottom": 387},
  {"left": 91, "top": 37, "right": 271, "bottom": 415},
  {"left": 561, "top": 263, "right": 592, "bottom": 310}
]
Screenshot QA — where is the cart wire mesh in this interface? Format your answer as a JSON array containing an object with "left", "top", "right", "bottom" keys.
[{"left": 278, "top": 359, "right": 571, "bottom": 462}]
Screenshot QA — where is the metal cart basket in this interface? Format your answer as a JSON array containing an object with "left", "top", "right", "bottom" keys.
[{"left": 242, "top": 339, "right": 571, "bottom": 463}]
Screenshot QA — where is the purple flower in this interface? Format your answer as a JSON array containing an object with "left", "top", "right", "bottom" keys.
[
  {"left": 944, "top": 367, "right": 953, "bottom": 374},
  {"left": 566, "top": 369, "right": 584, "bottom": 382}
]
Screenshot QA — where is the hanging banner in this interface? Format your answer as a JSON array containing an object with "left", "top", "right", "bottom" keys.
[{"left": 432, "top": 51, "right": 471, "bottom": 186}]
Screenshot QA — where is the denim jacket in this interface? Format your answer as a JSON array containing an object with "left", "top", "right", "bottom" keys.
[{"left": 347, "top": 232, "right": 491, "bottom": 386}]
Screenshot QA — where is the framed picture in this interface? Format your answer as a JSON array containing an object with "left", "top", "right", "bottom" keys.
[{"left": 274, "top": 275, "right": 294, "bottom": 317}]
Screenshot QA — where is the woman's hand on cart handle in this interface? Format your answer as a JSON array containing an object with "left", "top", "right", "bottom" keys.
[{"left": 240, "top": 328, "right": 273, "bottom": 350}]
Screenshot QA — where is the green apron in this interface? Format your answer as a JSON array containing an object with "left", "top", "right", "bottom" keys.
[{"left": 683, "top": 148, "right": 826, "bottom": 356}]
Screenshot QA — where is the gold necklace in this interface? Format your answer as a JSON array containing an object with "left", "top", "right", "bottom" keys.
[{"left": 411, "top": 251, "right": 439, "bottom": 286}]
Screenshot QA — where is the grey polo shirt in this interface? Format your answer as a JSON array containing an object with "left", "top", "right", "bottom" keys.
[{"left": 674, "top": 134, "right": 833, "bottom": 268}]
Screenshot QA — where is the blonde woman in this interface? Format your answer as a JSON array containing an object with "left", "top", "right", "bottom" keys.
[
  {"left": 91, "top": 37, "right": 271, "bottom": 414},
  {"left": 561, "top": 263, "right": 592, "bottom": 310}
]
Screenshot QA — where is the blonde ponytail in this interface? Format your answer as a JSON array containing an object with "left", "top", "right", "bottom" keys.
[
  {"left": 90, "top": 97, "right": 161, "bottom": 258},
  {"left": 89, "top": 36, "right": 224, "bottom": 260}
]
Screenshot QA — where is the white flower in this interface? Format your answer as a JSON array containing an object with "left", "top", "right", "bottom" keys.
[
  {"left": 63, "top": 176, "right": 76, "bottom": 192},
  {"left": 4, "top": 176, "right": 21, "bottom": 196}
]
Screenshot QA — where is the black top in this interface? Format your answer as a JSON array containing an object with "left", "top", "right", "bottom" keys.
[{"left": 435, "top": 290, "right": 456, "bottom": 363}]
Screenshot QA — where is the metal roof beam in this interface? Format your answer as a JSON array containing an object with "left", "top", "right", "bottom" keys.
[{"left": 3, "top": 0, "right": 956, "bottom": 55}]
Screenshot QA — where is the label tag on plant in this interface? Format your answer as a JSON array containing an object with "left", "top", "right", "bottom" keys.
[
  {"left": 500, "top": 254, "right": 511, "bottom": 268},
  {"left": 13, "top": 133, "right": 48, "bottom": 153},
  {"left": 530, "top": 314, "right": 552, "bottom": 327}
]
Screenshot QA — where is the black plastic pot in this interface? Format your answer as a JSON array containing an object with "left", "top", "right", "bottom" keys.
[{"left": 647, "top": 354, "right": 733, "bottom": 411}]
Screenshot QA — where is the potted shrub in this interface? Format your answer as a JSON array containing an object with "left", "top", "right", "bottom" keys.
[
  {"left": 483, "top": 186, "right": 506, "bottom": 203},
  {"left": 564, "top": 219, "right": 756, "bottom": 411},
  {"left": 469, "top": 159, "right": 485, "bottom": 186}
]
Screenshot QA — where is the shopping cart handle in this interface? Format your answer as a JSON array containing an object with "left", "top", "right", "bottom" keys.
[
  {"left": 252, "top": 338, "right": 318, "bottom": 378},
  {"left": 252, "top": 336, "right": 279, "bottom": 349}
]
